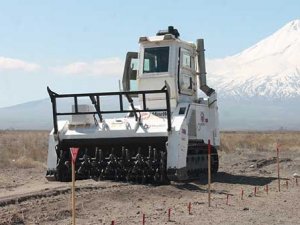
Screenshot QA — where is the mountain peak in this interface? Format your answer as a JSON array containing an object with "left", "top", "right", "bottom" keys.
[
  {"left": 207, "top": 19, "right": 300, "bottom": 100},
  {"left": 283, "top": 19, "right": 300, "bottom": 32},
  {"left": 225, "top": 19, "right": 300, "bottom": 63}
]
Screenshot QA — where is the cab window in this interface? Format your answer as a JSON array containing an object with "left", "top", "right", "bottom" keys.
[
  {"left": 143, "top": 47, "right": 169, "bottom": 73},
  {"left": 183, "top": 52, "right": 191, "bottom": 68},
  {"left": 129, "top": 58, "right": 138, "bottom": 91},
  {"left": 182, "top": 49, "right": 194, "bottom": 69}
]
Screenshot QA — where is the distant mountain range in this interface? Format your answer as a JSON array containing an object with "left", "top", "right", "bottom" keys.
[
  {"left": 0, "top": 98, "right": 51, "bottom": 130},
  {"left": 0, "top": 96, "right": 128, "bottom": 130},
  {"left": 1, "top": 20, "right": 300, "bottom": 130}
]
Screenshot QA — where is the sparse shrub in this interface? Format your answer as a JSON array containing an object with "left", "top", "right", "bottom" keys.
[
  {"left": 0, "top": 130, "right": 49, "bottom": 168},
  {"left": 13, "top": 156, "right": 45, "bottom": 169}
]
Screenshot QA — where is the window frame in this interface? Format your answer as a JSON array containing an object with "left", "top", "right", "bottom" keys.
[{"left": 142, "top": 46, "right": 170, "bottom": 74}]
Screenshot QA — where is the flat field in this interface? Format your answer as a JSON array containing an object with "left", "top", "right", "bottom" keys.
[{"left": 0, "top": 131, "right": 299, "bottom": 225}]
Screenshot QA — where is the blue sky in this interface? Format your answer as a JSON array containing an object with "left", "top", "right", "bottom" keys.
[{"left": 0, "top": 0, "right": 299, "bottom": 107}]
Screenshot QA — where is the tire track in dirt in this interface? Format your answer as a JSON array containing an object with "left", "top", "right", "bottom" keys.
[{"left": 0, "top": 183, "right": 128, "bottom": 207}]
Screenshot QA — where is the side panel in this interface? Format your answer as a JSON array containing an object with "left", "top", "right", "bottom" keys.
[
  {"left": 196, "top": 104, "right": 210, "bottom": 142},
  {"left": 47, "top": 120, "right": 69, "bottom": 171},
  {"left": 208, "top": 93, "right": 220, "bottom": 146},
  {"left": 47, "top": 132, "right": 58, "bottom": 170},
  {"left": 190, "top": 98, "right": 219, "bottom": 147},
  {"left": 166, "top": 103, "right": 189, "bottom": 169},
  {"left": 178, "top": 122, "right": 188, "bottom": 168}
]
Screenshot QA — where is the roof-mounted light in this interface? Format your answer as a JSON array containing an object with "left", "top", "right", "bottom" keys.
[{"left": 157, "top": 26, "right": 180, "bottom": 38}]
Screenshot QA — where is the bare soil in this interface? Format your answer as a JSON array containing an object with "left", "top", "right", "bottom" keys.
[{"left": 0, "top": 131, "right": 300, "bottom": 225}]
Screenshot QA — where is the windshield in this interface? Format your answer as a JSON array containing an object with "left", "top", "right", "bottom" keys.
[{"left": 143, "top": 47, "right": 169, "bottom": 73}]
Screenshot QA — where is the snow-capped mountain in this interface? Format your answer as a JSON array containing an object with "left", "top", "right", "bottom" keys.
[{"left": 207, "top": 19, "right": 300, "bottom": 99}]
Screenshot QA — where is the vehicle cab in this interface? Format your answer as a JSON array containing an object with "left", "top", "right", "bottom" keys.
[{"left": 123, "top": 26, "right": 198, "bottom": 111}]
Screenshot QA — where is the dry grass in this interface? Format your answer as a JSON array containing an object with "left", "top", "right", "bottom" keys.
[
  {"left": 0, "top": 130, "right": 49, "bottom": 168},
  {"left": 1, "top": 130, "right": 300, "bottom": 168},
  {"left": 221, "top": 131, "right": 300, "bottom": 153}
]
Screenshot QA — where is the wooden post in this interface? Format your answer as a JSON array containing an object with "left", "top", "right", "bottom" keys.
[
  {"left": 188, "top": 202, "right": 191, "bottom": 215},
  {"left": 72, "top": 160, "right": 76, "bottom": 225},
  {"left": 241, "top": 189, "right": 244, "bottom": 200},
  {"left": 168, "top": 208, "right": 171, "bottom": 222},
  {"left": 142, "top": 214, "right": 145, "bottom": 225},
  {"left": 226, "top": 194, "right": 229, "bottom": 205},
  {"left": 208, "top": 139, "right": 211, "bottom": 207},
  {"left": 277, "top": 143, "right": 280, "bottom": 192},
  {"left": 70, "top": 148, "right": 79, "bottom": 225}
]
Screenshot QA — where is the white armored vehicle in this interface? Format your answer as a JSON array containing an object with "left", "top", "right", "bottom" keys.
[{"left": 46, "top": 26, "right": 220, "bottom": 183}]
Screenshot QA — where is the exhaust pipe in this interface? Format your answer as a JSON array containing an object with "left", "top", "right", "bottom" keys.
[{"left": 196, "top": 39, "right": 215, "bottom": 96}]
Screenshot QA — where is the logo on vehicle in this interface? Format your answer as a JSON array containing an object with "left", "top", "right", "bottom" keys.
[
  {"left": 200, "top": 112, "right": 205, "bottom": 123},
  {"left": 152, "top": 111, "right": 167, "bottom": 118}
]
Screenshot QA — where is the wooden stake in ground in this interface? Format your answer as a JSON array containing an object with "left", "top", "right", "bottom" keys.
[
  {"left": 277, "top": 142, "right": 280, "bottom": 192},
  {"left": 208, "top": 139, "right": 211, "bottom": 207},
  {"left": 241, "top": 189, "right": 244, "bottom": 200},
  {"left": 70, "top": 147, "right": 79, "bottom": 225},
  {"left": 188, "top": 202, "right": 191, "bottom": 215},
  {"left": 142, "top": 213, "right": 145, "bottom": 225}
]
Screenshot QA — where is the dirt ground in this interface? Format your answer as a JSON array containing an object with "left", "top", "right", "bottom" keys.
[{"left": 0, "top": 136, "right": 300, "bottom": 224}]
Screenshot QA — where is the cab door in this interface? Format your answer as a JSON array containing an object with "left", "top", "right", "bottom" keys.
[
  {"left": 178, "top": 48, "right": 196, "bottom": 96},
  {"left": 122, "top": 52, "right": 138, "bottom": 93}
]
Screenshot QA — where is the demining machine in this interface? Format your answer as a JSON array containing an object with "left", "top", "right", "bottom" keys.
[{"left": 46, "top": 26, "right": 220, "bottom": 184}]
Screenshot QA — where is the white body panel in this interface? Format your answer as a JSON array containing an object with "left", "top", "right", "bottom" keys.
[
  {"left": 47, "top": 121, "right": 68, "bottom": 170},
  {"left": 166, "top": 100, "right": 220, "bottom": 171}
]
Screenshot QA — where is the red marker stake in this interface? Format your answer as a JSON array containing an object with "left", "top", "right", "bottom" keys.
[
  {"left": 111, "top": 221, "right": 115, "bottom": 225},
  {"left": 168, "top": 208, "right": 171, "bottom": 222},
  {"left": 226, "top": 194, "right": 229, "bottom": 205},
  {"left": 142, "top": 214, "right": 145, "bottom": 225},
  {"left": 254, "top": 187, "right": 257, "bottom": 196},
  {"left": 188, "top": 202, "right": 191, "bottom": 215},
  {"left": 241, "top": 189, "right": 244, "bottom": 200}
]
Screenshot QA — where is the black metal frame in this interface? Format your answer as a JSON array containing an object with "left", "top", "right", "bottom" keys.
[{"left": 47, "top": 85, "right": 172, "bottom": 134}]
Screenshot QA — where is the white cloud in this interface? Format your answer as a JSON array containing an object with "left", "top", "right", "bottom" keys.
[
  {"left": 53, "top": 57, "right": 124, "bottom": 76},
  {"left": 0, "top": 57, "right": 40, "bottom": 72}
]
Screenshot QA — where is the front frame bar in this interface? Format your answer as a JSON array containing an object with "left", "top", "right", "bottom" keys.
[{"left": 47, "top": 86, "right": 172, "bottom": 134}]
